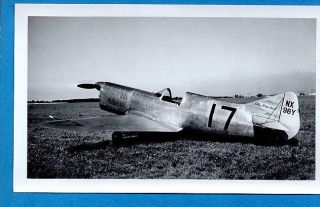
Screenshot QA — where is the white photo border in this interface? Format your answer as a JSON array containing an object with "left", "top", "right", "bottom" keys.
[{"left": 14, "top": 4, "right": 320, "bottom": 194}]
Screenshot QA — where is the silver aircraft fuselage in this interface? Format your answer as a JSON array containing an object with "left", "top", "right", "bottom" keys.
[{"left": 98, "top": 82, "right": 261, "bottom": 138}]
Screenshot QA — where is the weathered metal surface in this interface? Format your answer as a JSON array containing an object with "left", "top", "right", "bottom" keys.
[
  {"left": 95, "top": 82, "right": 299, "bottom": 139},
  {"left": 46, "top": 82, "right": 300, "bottom": 141}
]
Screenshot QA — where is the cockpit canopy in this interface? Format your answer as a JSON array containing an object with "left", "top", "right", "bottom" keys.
[{"left": 155, "top": 88, "right": 180, "bottom": 105}]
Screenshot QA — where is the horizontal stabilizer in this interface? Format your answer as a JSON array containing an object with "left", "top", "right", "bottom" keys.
[{"left": 247, "top": 92, "right": 300, "bottom": 139}]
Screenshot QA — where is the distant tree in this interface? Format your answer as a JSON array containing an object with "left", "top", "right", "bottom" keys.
[
  {"left": 234, "top": 94, "right": 244, "bottom": 98},
  {"left": 256, "top": 93, "right": 264, "bottom": 97},
  {"left": 299, "top": 92, "right": 305, "bottom": 96}
]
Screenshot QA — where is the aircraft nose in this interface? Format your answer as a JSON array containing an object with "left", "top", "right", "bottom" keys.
[{"left": 77, "top": 83, "right": 101, "bottom": 90}]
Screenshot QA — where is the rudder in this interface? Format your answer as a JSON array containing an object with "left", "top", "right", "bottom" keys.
[{"left": 279, "top": 92, "right": 300, "bottom": 139}]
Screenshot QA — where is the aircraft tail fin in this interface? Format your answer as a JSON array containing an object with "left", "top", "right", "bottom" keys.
[{"left": 246, "top": 92, "right": 300, "bottom": 139}]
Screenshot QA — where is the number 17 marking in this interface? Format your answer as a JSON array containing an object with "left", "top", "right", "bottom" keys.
[{"left": 208, "top": 104, "right": 237, "bottom": 130}]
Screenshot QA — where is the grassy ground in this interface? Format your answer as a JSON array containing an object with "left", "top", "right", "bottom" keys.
[{"left": 27, "top": 96, "right": 315, "bottom": 179}]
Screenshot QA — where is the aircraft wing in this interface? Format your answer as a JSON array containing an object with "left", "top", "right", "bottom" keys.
[{"left": 42, "top": 113, "right": 182, "bottom": 133}]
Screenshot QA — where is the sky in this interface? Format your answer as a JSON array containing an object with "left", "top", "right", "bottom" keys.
[{"left": 28, "top": 17, "right": 316, "bottom": 100}]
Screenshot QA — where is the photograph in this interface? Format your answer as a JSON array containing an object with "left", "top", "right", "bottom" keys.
[{"left": 26, "top": 16, "right": 315, "bottom": 180}]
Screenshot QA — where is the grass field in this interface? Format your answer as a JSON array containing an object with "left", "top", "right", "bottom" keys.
[{"left": 27, "top": 96, "right": 315, "bottom": 179}]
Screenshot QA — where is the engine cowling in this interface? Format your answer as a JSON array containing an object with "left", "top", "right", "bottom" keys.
[{"left": 99, "top": 82, "right": 133, "bottom": 114}]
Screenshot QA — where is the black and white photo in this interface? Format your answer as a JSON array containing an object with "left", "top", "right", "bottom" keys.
[{"left": 14, "top": 4, "right": 319, "bottom": 193}]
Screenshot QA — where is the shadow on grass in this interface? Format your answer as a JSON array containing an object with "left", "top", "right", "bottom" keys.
[
  {"left": 182, "top": 132, "right": 299, "bottom": 147},
  {"left": 68, "top": 131, "right": 298, "bottom": 152},
  {"left": 67, "top": 140, "right": 112, "bottom": 152}
]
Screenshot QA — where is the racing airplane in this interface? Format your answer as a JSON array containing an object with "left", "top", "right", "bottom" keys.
[{"left": 44, "top": 82, "right": 300, "bottom": 144}]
